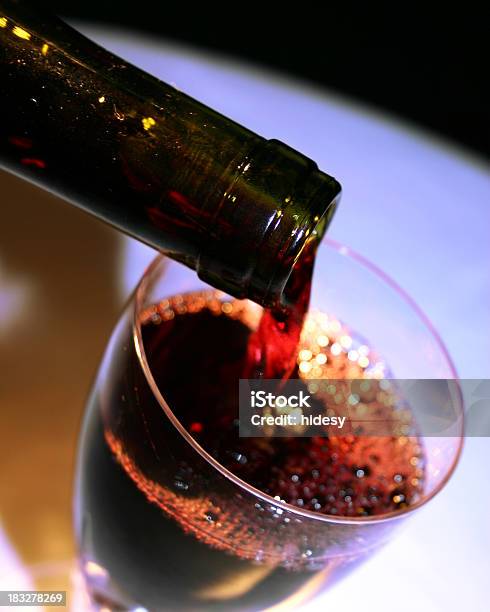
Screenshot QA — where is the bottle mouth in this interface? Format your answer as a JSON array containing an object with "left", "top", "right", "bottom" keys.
[
  {"left": 256, "top": 180, "right": 341, "bottom": 310},
  {"left": 196, "top": 139, "right": 341, "bottom": 308}
]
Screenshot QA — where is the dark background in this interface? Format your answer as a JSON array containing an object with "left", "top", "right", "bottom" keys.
[{"left": 46, "top": 3, "right": 488, "bottom": 158}]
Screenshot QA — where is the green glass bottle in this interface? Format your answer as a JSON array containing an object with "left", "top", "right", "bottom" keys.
[{"left": 0, "top": 0, "right": 340, "bottom": 307}]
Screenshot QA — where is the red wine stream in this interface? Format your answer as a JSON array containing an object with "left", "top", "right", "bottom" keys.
[{"left": 244, "top": 239, "right": 315, "bottom": 380}]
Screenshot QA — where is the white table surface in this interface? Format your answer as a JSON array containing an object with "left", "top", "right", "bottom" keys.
[{"left": 85, "top": 26, "right": 490, "bottom": 612}]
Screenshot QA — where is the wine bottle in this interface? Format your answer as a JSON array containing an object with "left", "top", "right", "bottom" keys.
[{"left": 0, "top": 0, "right": 340, "bottom": 307}]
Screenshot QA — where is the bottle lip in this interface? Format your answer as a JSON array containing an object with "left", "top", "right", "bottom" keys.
[
  {"left": 250, "top": 175, "right": 341, "bottom": 310},
  {"left": 196, "top": 139, "right": 341, "bottom": 308}
]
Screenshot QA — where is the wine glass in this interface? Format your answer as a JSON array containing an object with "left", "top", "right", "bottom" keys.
[{"left": 74, "top": 239, "right": 463, "bottom": 611}]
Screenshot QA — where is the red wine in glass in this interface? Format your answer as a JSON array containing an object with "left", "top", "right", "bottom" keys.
[{"left": 76, "top": 247, "right": 425, "bottom": 611}]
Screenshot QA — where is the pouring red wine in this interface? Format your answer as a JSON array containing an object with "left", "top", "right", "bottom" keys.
[
  {"left": 0, "top": 3, "right": 460, "bottom": 610},
  {"left": 76, "top": 236, "right": 426, "bottom": 610}
]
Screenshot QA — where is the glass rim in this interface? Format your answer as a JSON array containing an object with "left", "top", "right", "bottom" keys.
[{"left": 131, "top": 238, "right": 464, "bottom": 526}]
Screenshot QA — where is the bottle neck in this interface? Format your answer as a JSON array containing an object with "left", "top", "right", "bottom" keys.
[{"left": 0, "top": 1, "right": 340, "bottom": 307}]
